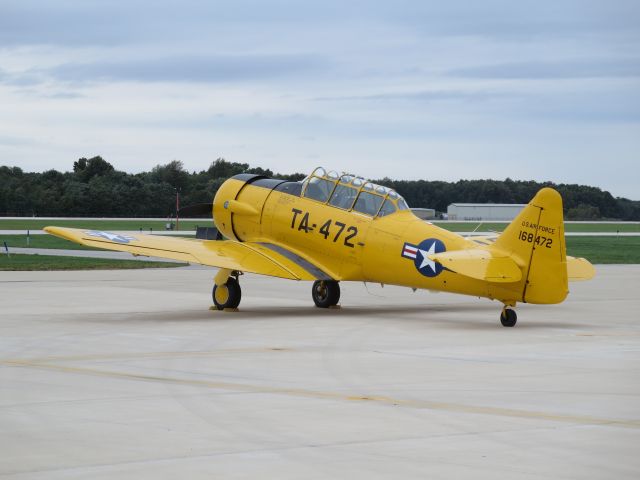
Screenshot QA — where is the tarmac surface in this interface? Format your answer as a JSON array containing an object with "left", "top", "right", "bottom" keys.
[{"left": 1, "top": 265, "right": 639, "bottom": 479}]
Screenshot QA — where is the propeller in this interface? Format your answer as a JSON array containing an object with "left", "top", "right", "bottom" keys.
[{"left": 177, "top": 203, "right": 213, "bottom": 218}]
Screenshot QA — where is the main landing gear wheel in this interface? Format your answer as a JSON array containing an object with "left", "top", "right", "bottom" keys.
[
  {"left": 312, "top": 280, "right": 340, "bottom": 308},
  {"left": 212, "top": 277, "right": 242, "bottom": 310},
  {"left": 500, "top": 307, "right": 517, "bottom": 327}
]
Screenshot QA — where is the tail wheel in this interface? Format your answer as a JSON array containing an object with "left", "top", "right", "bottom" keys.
[
  {"left": 312, "top": 280, "right": 340, "bottom": 308},
  {"left": 500, "top": 307, "right": 517, "bottom": 327},
  {"left": 212, "top": 277, "right": 242, "bottom": 310}
]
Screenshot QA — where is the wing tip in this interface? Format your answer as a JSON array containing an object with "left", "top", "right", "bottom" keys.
[
  {"left": 43, "top": 225, "right": 63, "bottom": 236},
  {"left": 43, "top": 225, "right": 77, "bottom": 243}
]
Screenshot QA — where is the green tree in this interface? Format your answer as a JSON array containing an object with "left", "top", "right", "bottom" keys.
[
  {"left": 151, "top": 160, "right": 189, "bottom": 190},
  {"left": 74, "top": 156, "right": 114, "bottom": 182},
  {"left": 207, "top": 158, "right": 249, "bottom": 179},
  {"left": 1, "top": 156, "right": 638, "bottom": 220}
]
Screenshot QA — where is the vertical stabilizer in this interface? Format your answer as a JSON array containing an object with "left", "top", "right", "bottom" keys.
[{"left": 493, "top": 188, "right": 568, "bottom": 304}]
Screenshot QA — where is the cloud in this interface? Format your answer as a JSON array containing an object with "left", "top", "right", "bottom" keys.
[
  {"left": 1, "top": 0, "right": 639, "bottom": 198},
  {"left": 43, "top": 91, "right": 85, "bottom": 99},
  {"left": 0, "top": 134, "right": 39, "bottom": 147},
  {"left": 0, "top": 53, "right": 327, "bottom": 87},
  {"left": 0, "top": 1, "right": 125, "bottom": 46},
  {"left": 314, "top": 90, "right": 508, "bottom": 104},
  {"left": 3, "top": 1, "right": 639, "bottom": 48},
  {"left": 43, "top": 53, "right": 327, "bottom": 84},
  {"left": 0, "top": 68, "right": 47, "bottom": 86},
  {"left": 448, "top": 58, "right": 640, "bottom": 79}
]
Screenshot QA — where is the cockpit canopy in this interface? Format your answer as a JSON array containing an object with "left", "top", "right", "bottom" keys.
[{"left": 300, "top": 167, "right": 409, "bottom": 217}]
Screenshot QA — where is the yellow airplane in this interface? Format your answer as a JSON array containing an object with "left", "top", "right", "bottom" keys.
[{"left": 45, "top": 167, "right": 595, "bottom": 327}]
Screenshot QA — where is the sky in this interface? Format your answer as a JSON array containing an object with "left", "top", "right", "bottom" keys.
[{"left": 0, "top": 0, "right": 639, "bottom": 199}]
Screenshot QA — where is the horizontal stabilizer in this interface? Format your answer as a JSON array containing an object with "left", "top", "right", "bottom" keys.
[
  {"left": 429, "top": 249, "right": 522, "bottom": 283},
  {"left": 567, "top": 256, "right": 596, "bottom": 281}
]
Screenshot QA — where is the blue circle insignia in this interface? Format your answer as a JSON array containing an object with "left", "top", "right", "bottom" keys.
[{"left": 413, "top": 238, "right": 446, "bottom": 277}]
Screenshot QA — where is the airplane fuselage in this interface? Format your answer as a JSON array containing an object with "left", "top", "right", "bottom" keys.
[{"left": 213, "top": 174, "right": 524, "bottom": 304}]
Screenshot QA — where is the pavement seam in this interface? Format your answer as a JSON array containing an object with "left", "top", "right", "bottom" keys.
[{"left": 5, "top": 359, "right": 639, "bottom": 430}]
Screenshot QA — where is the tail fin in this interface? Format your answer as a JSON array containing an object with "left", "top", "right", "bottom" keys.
[{"left": 492, "top": 188, "right": 568, "bottom": 304}]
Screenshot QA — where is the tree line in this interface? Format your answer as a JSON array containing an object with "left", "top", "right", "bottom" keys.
[{"left": 1, "top": 156, "right": 638, "bottom": 220}]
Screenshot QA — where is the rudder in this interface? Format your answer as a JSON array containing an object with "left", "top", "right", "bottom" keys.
[{"left": 492, "top": 188, "right": 568, "bottom": 304}]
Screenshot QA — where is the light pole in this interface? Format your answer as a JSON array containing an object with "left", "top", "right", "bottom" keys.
[{"left": 175, "top": 188, "right": 181, "bottom": 231}]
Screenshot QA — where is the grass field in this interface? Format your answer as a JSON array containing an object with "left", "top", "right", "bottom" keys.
[
  {"left": 0, "top": 219, "right": 209, "bottom": 231},
  {"left": 0, "top": 254, "right": 188, "bottom": 271},
  {"left": 433, "top": 221, "right": 640, "bottom": 233},
  {"left": 565, "top": 236, "right": 640, "bottom": 264}
]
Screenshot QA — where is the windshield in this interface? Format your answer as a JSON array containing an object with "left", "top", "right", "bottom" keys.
[{"left": 301, "top": 167, "right": 408, "bottom": 216}]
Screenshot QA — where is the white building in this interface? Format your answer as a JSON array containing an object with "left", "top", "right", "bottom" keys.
[{"left": 447, "top": 203, "right": 526, "bottom": 221}]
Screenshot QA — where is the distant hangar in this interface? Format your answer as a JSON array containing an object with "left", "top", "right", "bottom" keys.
[{"left": 447, "top": 203, "right": 526, "bottom": 221}]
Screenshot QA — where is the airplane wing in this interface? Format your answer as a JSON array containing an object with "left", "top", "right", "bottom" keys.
[
  {"left": 44, "top": 227, "right": 324, "bottom": 281},
  {"left": 428, "top": 248, "right": 522, "bottom": 283}
]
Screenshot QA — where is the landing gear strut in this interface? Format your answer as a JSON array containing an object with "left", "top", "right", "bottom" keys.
[
  {"left": 500, "top": 305, "right": 517, "bottom": 327},
  {"left": 312, "top": 280, "right": 340, "bottom": 308},
  {"left": 212, "top": 270, "right": 242, "bottom": 310}
]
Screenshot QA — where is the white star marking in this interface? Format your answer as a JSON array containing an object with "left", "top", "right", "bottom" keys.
[
  {"left": 86, "top": 231, "right": 136, "bottom": 243},
  {"left": 418, "top": 242, "right": 437, "bottom": 272}
]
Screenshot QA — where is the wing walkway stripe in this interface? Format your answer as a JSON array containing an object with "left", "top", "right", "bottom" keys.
[{"left": 257, "top": 242, "right": 333, "bottom": 280}]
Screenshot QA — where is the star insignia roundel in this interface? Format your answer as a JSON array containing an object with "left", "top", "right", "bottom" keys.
[
  {"left": 85, "top": 230, "right": 138, "bottom": 244},
  {"left": 401, "top": 238, "right": 446, "bottom": 277}
]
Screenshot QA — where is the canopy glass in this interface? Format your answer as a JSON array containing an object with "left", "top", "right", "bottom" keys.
[{"left": 300, "top": 167, "right": 409, "bottom": 217}]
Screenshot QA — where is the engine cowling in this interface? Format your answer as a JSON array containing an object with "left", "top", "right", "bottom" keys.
[{"left": 212, "top": 174, "right": 263, "bottom": 241}]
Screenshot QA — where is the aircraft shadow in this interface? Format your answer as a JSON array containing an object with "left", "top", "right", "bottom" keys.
[{"left": 76, "top": 304, "right": 585, "bottom": 330}]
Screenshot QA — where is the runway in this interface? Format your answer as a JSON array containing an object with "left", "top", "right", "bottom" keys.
[{"left": 1, "top": 266, "right": 639, "bottom": 479}]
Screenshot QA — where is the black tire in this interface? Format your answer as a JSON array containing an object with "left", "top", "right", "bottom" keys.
[
  {"left": 312, "top": 280, "right": 340, "bottom": 308},
  {"left": 500, "top": 308, "right": 517, "bottom": 327},
  {"left": 212, "top": 277, "right": 242, "bottom": 310}
]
